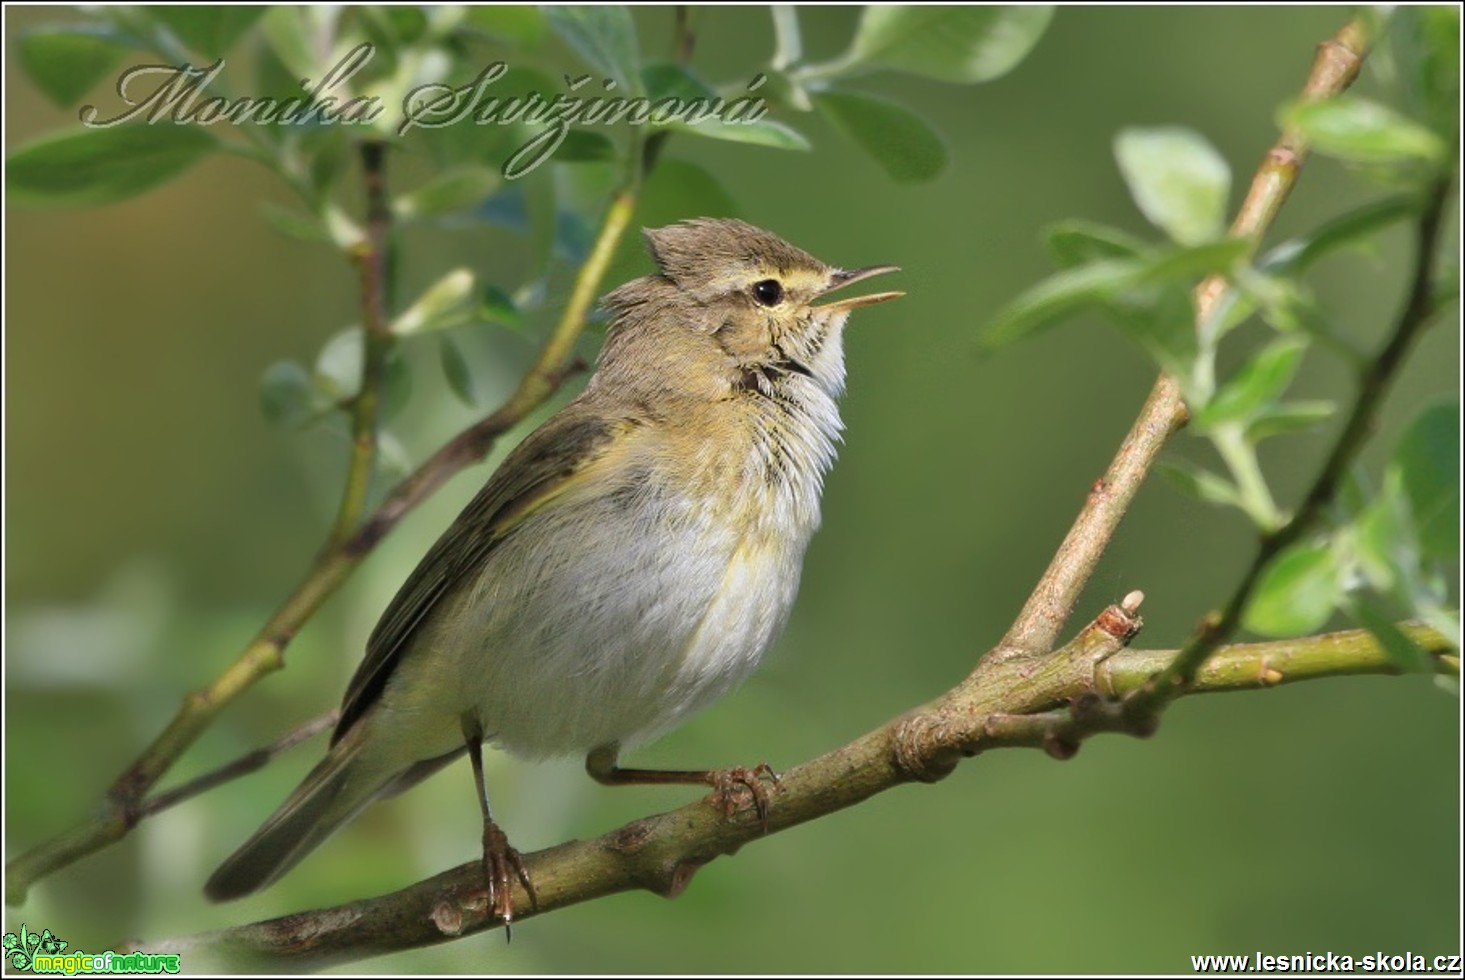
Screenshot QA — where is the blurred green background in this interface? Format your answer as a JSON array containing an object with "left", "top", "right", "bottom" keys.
[{"left": 5, "top": 5, "right": 1458, "bottom": 973}]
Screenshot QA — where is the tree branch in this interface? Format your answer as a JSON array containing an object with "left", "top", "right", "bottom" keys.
[
  {"left": 990, "top": 17, "right": 1372, "bottom": 666},
  {"left": 1099, "top": 623, "right": 1459, "bottom": 695},
  {"left": 133, "top": 711, "right": 339, "bottom": 822},
  {"left": 152, "top": 616, "right": 1457, "bottom": 971},
  {"left": 328, "top": 139, "right": 394, "bottom": 551}
]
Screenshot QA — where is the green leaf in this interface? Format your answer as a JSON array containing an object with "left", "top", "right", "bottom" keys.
[
  {"left": 467, "top": 6, "right": 547, "bottom": 46},
  {"left": 307, "top": 131, "right": 350, "bottom": 196},
  {"left": 1390, "top": 6, "right": 1460, "bottom": 143},
  {"left": 354, "top": 6, "right": 428, "bottom": 55},
  {"left": 308, "top": 333, "right": 410, "bottom": 418},
  {"left": 812, "top": 90, "right": 947, "bottom": 182},
  {"left": 667, "top": 116, "right": 811, "bottom": 151},
  {"left": 383, "top": 7, "right": 429, "bottom": 44},
  {"left": 542, "top": 5, "right": 641, "bottom": 93},
  {"left": 520, "top": 160, "right": 559, "bottom": 266},
  {"left": 644, "top": 158, "right": 739, "bottom": 222},
  {"left": 1259, "top": 195, "right": 1418, "bottom": 275},
  {"left": 481, "top": 285, "right": 525, "bottom": 330},
  {"left": 758, "top": 67, "right": 814, "bottom": 112},
  {"left": 1353, "top": 480, "right": 1414, "bottom": 594},
  {"left": 1337, "top": 467, "right": 1372, "bottom": 523},
  {"left": 1245, "top": 401, "right": 1336, "bottom": 443},
  {"left": 1417, "top": 602, "right": 1462, "bottom": 655},
  {"left": 845, "top": 6, "right": 1053, "bottom": 83},
  {"left": 1389, "top": 402, "right": 1459, "bottom": 559},
  {"left": 395, "top": 168, "right": 502, "bottom": 219},
  {"left": 17, "top": 26, "right": 129, "bottom": 108},
  {"left": 1229, "top": 271, "right": 1318, "bottom": 336},
  {"left": 1114, "top": 127, "right": 1231, "bottom": 245},
  {"left": 1282, "top": 96, "right": 1445, "bottom": 165},
  {"left": 1107, "top": 281, "right": 1198, "bottom": 382},
  {"left": 252, "top": 27, "right": 305, "bottom": 105},
  {"left": 980, "top": 258, "right": 1143, "bottom": 352},
  {"left": 637, "top": 64, "right": 803, "bottom": 153},
  {"left": 1193, "top": 337, "right": 1308, "bottom": 430},
  {"left": 1159, "top": 461, "right": 1244, "bottom": 510},
  {"left": 376, "top": 429, "right": 413, "bottom": 483},
  {"left": 352, "top": 8, "right": 406, "bottom": 64},
  {"left": 642, "top": 62, "right": 716, "bottom": 102},
  {"left": 322, "top": 205, "right": 365, "bottom": 251},
  {"left": 7, "top": 126, "right": 215, "bottom": 206},
  {"left": 1045, "top": 221, "right": 1148, "bottom": 269},
  {"left": 439, "top": 336, "right": 477, "bottom": 407},
  {"left": 381, "top": 350, "right": 413, "bottom": 422},
  {"left": 1348, "top": 597, "right": 1433, "bottom": 672},
  {"left": 1138, "top": 237, "right": 1249, "bottom": 283},
  {"left": 258, "top": 360, "right": 322, "bottom": 428},
  {"left": 1244, "top": 541, "right": 1342, "bottom": 637},
  {"left": 554, "top": 208, "right": 595, "bottom": 264},
  {"left": 979, "top": 238, "right": 1243, "bottom": 355},
  {"left": 151, "top": 6, "right": 264, "bottom": 58},
  {"left": 314, "top": 329, "right": 364, "bottom": 400},
  {"left": 393, "top": 269, "right": 476, "bottom": 336},
  {"left": 260, "top": 203, "right": 331, "bottom": 243},
  {"left": 259, "top": 6, "right": 316, "bottom": 80},
  {"left": 553, "top": 129, "right": 619, "bottom": 163}
]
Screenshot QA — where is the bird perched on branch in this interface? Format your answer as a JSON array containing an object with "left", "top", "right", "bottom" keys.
[{"left": 206, "top": 217, "right": 902, "bottom": 924}]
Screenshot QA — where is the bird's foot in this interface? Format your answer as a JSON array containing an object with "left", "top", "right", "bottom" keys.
[
  {"left": 478, "top": 820, "right": 537, "bottom": 932},
  {"left": 708, "top": 763, "right": 781, "bottom": 829}
]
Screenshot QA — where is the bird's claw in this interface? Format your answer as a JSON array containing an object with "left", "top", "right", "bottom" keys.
[
  {"left": 709, "top": 763, "right": 781, "bottom": 830},
  {"left": 479, "top": 821, "right": 537, "bottom": 934}
]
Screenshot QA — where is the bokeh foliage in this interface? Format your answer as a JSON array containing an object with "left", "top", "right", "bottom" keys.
[{"left": 5, "top": 5, "right": 1458, "bottom": 972}]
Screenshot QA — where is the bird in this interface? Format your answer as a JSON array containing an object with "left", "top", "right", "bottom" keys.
[{"left": 205, "top": 217, "right": 902, "bottom": 923}]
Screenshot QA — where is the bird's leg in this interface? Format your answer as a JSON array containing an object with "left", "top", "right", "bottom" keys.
[
  {"left": 460, "top": 716, "right": 537, "bottom": 931},
  {"left": 585, "top": 742, "right": 780, "bottom": 830}
]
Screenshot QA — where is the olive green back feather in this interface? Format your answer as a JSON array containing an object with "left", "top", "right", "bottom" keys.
[{"left": 332, "top": 409, "right": 628, "bottom": 743}]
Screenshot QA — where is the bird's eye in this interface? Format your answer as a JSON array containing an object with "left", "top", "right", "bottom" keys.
[{"left": 752, "top": 279, "right": 784, "bottom": 307}]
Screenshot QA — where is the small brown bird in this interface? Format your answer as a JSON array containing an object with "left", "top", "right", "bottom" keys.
[{"left": 206, "top": 218, "right": 901, "bottom": 923}]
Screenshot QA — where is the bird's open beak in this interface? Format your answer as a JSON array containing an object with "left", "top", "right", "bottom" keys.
[{"left": 815, "top": 265, "right": 903, "bottom": 313}]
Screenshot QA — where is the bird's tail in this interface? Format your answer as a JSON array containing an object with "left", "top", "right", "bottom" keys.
[{"left": 204, "top": 724, "right": 463, "bottom": 902}]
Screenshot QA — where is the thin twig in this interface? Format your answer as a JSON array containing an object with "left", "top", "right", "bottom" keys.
[
  {"left": 1099, "top": 623, "right": 1459, "bottom": 695},
  {"left": 990, "top": 17, "right": 1372, "bottom": 666},
  {"left": 329, "top": 140, "right": 394, "bottom": 551},
  {"left": 673, "top": 5, "right": 696, "bottom": 63},
  {"left": 134, "top": 712, "right": 340, "bottom": 821},
  {"left": 643, "top": 9, "right": 697, "bottom": 175}
]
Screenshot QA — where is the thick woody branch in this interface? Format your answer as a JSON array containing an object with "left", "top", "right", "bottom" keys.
[
  {"left": 161, "top": 616, "right": 1451, "bottom": 845},
  {"left": 155, "top": 615, "right": 1457, "bottom": 971}
]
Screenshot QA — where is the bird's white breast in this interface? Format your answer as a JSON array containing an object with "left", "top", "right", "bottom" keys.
[{"left": 378, "top": 355, "right": 845, "bottom": 762}]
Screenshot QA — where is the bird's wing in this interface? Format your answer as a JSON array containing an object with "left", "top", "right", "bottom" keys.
[{"left": 331, "top": 407, "right": 633, "bottom": 743}]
